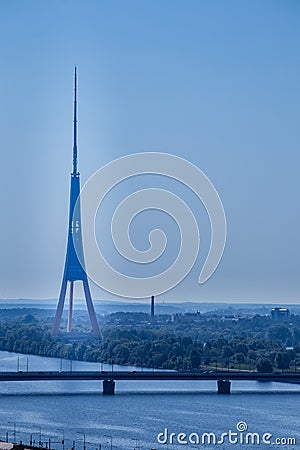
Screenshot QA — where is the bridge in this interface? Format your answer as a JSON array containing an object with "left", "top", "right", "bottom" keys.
[{"left": 0, "top": 370, "right": 299, "bottom": 394}]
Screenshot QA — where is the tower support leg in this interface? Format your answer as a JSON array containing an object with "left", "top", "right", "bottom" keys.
[
  {"left": 67, "top": 281, "right": 74, "bottom": 332},
  {"left": 52, "top": 279, "right": 68, "bottom": 337},
  {"left": 217, "top": 380, "right": 231, "bottom": 394},
  {"left": 103, "top": 379, "right": 115, "bottom": 395},
  {"left": 83, "top": 280, "right": 102, "bottom": 338}
]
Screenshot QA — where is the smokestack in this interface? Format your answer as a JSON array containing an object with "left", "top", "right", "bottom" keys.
[{"left": 151, "top": 295, "right": 155, "bottom": 318}]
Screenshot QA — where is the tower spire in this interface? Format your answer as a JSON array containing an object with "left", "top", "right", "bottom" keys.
[{"left": 73, "top": 66, "right": 78, "bottom": 175}]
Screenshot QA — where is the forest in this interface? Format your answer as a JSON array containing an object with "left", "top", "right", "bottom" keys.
[{"left": 0, "top": 310, "right": 299, "bottom": 372}]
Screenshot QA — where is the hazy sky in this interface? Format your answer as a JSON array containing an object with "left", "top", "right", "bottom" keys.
[{"left": 0, "top": 0, "right": 299, "bottom": 303}]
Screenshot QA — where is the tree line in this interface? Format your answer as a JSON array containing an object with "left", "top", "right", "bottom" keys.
[{"left": 0, "top": 312, "right": 299, "bottom": 372}]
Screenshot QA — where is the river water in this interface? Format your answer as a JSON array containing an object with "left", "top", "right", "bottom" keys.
[{"left": 0, "top": 351, "right": 299, "bottom": 450}]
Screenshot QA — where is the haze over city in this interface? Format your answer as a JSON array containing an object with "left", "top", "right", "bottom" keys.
[{"left": 0, "top": 1, "right": 299, "bottom": 303}]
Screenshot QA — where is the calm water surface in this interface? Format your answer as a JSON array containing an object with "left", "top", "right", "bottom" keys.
[{"left": 0, "top": 351, "right": 299, "bottom": 450}]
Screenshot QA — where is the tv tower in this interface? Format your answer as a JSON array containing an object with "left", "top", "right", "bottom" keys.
[{"left": 52, "top": 68, "right": 102, "bottom": 338}]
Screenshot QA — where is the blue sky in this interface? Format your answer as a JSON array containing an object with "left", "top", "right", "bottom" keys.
[{"left": 0, "top": 0, "right": 299, "bottom": 303}]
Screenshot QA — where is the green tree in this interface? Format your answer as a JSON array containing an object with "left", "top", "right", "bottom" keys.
[
  {"left": 257, "top": 358, "right": 273, "bottom": 373},
  {"left": 275, "top": 352, "right": 290, "bottom": 370}
]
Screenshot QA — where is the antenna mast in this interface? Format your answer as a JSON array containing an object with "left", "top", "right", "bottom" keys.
[{"left": 73, "top": 66, "right": 78, "bottom": 175}]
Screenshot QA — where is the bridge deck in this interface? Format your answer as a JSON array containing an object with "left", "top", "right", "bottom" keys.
[{"left": 0, "top": 371, "right": 299, "bottom": 383}]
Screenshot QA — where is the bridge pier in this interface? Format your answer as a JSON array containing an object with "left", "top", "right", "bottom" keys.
[
  {"left": 103, "top": 379, "right": 115, "bottom": 395},
  {"left": 217, "top": 380, "right": 231, "bottom": 394}
]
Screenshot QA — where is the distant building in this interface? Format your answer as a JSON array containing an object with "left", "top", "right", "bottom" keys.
[
  {"left": 271, "top": 307, "right": 290, "bottom": 321},
  {"left": 0, "top": 443, "right": 13, "bottom": 450},
  {"left": 0, "top": 443, "right": 42, "bottom": 450}
]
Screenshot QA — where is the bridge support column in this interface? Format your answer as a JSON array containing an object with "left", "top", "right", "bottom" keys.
[
  {"left": 103, "top": 379, "right": 115, "bottom": 395},
  {"left": 217, "top": 380, "right": 231, "bottom": 394}
]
